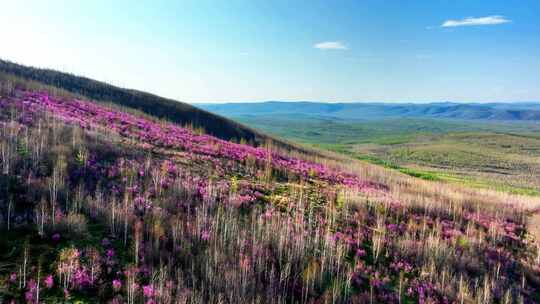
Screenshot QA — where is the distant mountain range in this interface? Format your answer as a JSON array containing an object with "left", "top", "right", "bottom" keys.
[{"left": 198, "top": 101, "right": 540, "bottom": 121}]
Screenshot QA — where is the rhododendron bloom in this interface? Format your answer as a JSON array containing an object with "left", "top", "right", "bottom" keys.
[
  {"left": 25, "top": 291, "right": 34, "bottom": 303},
  {"left": 106, "top": 249, "right": 115, "bottom": 258},
  {"left": 356, "top": 249, "right": 366, "bottom": 257},
  {"left": 143, "top": 284, "right": 154, "bottom": 297},
  {"left": 44, "top": 275, "right": 54, "bottom": 288},
  {"left": 112, "top": 279, "right": 122, "bottom": 291},
  {"left": 201, "top": 230, "right": 211, "bottom": 241}
]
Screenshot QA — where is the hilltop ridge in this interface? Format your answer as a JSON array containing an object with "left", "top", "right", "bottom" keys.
[{"left": 0, "top": 59, "right": 297, "bottom": 149}]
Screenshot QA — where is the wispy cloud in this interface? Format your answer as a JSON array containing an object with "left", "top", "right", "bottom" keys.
[
  {"left": 441, "top": 15, "right": 511, "bottom": 27},
  {"left": 314, "top": 41, "right": 348, "bottom": 50}
]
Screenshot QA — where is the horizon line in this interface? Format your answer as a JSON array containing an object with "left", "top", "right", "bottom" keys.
[{"left": 193, "top": 100, "right": 540, "bottom": 105}]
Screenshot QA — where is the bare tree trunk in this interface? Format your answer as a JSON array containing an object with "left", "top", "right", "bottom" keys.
[{"left": 7, "top": 199, "right": 12, "bottom": 231}]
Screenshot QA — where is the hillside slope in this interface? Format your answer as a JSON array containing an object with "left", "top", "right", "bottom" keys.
[
  {"left": 1, "top": 81, "right": 540, "bottom": 302},
  {"left": 0, "top": 59, "right": 282, "bottom": 147}
]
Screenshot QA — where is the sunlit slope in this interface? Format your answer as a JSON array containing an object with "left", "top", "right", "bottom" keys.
[{"left": 0, "top": 59, "right": 288, "bottom": 148}]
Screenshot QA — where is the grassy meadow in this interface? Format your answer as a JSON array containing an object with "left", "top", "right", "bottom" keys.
[{"left": 225, "top": 115, "right": 540, "bottom": 196}]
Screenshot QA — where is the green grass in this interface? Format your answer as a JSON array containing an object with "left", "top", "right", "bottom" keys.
[
  {"left": 354, "top": 152, "right": 540, "bottom": 196},
  {"left": 397, "top": 167, "right": 441, "bottom": 181},
  {"left": 435, "top": 173, "right": 540, "bottom": 197},
  {"left": 313, "top": 140, "right": 540, "bottom": 193},
  {"left": 354, "top": 154, "right": 400, "bottom": 169},
  {"left": 231, "top": 115, "right": 540, "bottom": 146},
  {"left": 224, "top": 115, "right": 540, "bottom": 197}
]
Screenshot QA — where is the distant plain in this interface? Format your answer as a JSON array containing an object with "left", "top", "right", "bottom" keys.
[{"left": 199, "top": 102, "right": 540, "bottom": 196}]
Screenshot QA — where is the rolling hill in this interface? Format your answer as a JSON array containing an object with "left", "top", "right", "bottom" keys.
[
  {"left": 198, "top": 101, "right": 540, "bottom": 121},
  {"left": 0, "top": 59, "right": 287, "bottom": 148},
  {"left": 198, "top": 101, "right": 540, "bottom": 198}
]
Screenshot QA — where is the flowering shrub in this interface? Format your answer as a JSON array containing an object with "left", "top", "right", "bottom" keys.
[
  {"left": 32, "top": 92, "right": 383, "bottom": 188},
  {"left": 0, "top": 87, "right": 539, "bottom": 303}
]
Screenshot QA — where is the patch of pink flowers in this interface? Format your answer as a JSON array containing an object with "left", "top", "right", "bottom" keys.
[
  {"left": 143, "top": 284, "right": 154, "bottom": 298},
  {"left": 11, "top": 91, "right": 378, "bottom": 191},
  {"left": 44, "top": 275, "right": 54, "bottom": 289}
]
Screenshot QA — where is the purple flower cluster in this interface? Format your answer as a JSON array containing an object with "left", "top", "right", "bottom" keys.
[{"left": 14, "top": 91, "right": 376, "bottom": 190}]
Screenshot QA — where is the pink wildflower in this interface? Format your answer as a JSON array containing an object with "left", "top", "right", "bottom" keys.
[
  {"left": 201, "top": 230, "right": 211, "bottom": 241},
  {"left": 44, "top": 275, "right": 54, "bottom": 288},
  {"left": 106, "top": 249, "right": 115, "bottom": 259},
  {"left": 25, "top": 290, "right": 34, "bottom": 303},
  {"left": 356, "top": 249, "right": 366, "bottom": 257},
  {"left": 143, "top": 284, "right": 154, "bottom": 298},
  {"left": 112, "top": 279, "right": 122, "bottom": 291}
]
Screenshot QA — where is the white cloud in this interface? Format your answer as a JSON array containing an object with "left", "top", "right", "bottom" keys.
[
  {"left": 314, "top": 41, "right": 348, "bottom": 50},
  {"left": 441, "top": 15, "right": 511, "bottom": 27}
]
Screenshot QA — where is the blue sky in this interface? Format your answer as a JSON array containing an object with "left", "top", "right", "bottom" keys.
[{"left": 1, "top": 0, "right": 539, "bottom": 102}]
